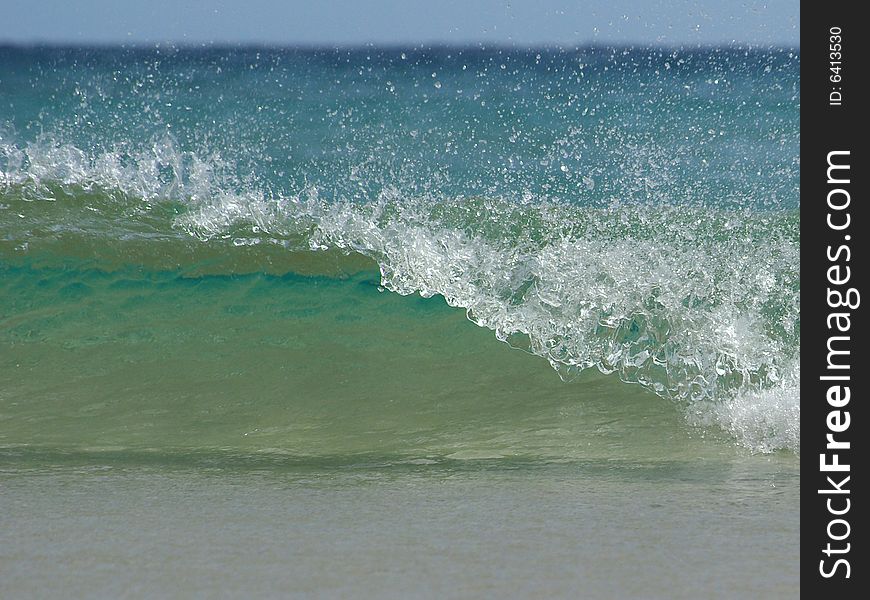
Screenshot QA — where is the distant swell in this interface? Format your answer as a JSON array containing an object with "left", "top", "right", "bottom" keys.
[{"left": 1, "top": 138, "right": 800, "bottom": 453}]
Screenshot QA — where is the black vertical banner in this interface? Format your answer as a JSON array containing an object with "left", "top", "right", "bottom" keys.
[{"left": 803, "top": 1, "right": 865, "bottom": 595}]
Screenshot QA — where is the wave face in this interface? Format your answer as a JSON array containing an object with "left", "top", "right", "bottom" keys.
[{"left": 1, "top": 47, "right": 799, "bottom": 453}]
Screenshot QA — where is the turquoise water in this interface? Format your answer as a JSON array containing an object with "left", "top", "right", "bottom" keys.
[{"left": 1, "top": 46, "right": 799, "bottom": 597}]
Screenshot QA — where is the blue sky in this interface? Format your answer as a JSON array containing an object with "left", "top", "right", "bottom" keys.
[{"left": 2, "top": 0, "right": 799, "bottom": 46}]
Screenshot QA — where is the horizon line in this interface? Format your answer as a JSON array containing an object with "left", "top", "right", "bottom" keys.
[{"left": 0, "top": 40, "right": 801, "bottom": 52}]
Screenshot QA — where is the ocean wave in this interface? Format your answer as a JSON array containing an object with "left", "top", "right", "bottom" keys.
[{"left": 1, "top": 138, "right": 800, "bottom": 453}]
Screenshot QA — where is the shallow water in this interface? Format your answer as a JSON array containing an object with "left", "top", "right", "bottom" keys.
[{"left": 1, "top": 458, "right": 798, "bottom": 599}]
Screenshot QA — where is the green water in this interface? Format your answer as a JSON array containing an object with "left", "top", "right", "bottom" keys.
[{"left": 0, "top": 258, "right": 705, "bottom": 461}]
